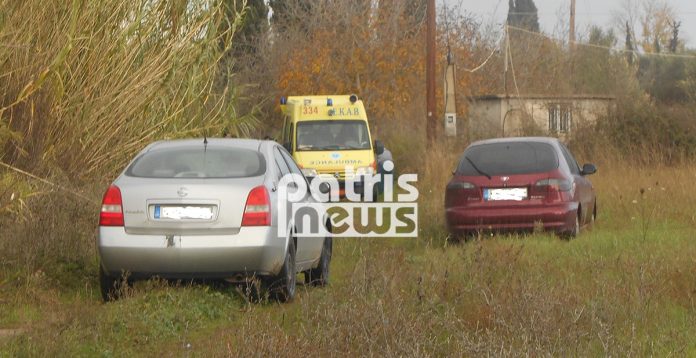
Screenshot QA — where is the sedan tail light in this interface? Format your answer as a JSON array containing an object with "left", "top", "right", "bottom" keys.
[
  {"left": 242, "top": 186, "right": 271, "bottom": 226},
  {"left": 100, "top": 185, "right": 124, "bottom": 226}
]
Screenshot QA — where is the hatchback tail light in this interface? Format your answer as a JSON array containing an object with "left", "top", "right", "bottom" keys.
[
  {"left": 535, "top": 178, "right": 572, "bottom": 192},
  {"left": 448, "top": 182, "right": 476, "bottom": 190},
  {"left": 531, "top": 178, "right": 572, "bottom": 201},
  {"left": 100, "top": 185, "right": 124, "bottom": 226},
  {"left": 242, "top": 186, "right": 271, "bottom": 226},
  {"left": 445, "top": 181, "right": 480, "bottom": 207}
]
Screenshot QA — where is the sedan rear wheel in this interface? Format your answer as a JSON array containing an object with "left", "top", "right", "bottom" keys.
[
  {"left": 99, "top": 266, "right": 129, "bottom": 302},
  {"left": 268, "top": 238, "right": 297, "bottom": 302},
  {"left": 305, "top": 237, "right": 332, "bottom": 287}
]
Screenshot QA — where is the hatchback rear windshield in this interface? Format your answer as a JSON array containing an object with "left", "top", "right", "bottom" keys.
[
  {"left": 456, "top": 142, "right": 558, "bottom": 176},
  {"left": 126, "top": 147, "right": 266, "bottom": 178}
]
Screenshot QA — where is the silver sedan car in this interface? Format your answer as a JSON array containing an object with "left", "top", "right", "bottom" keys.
[{"left": 97, "top": 138, "right": 332, "bottom": 302}]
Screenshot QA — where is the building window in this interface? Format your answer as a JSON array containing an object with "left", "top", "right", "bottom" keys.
[{"left": 548, "top": 104, "right": 572, "bottom": 133}]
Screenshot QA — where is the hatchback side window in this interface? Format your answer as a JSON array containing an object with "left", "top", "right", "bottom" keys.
[
  {"left": 273, "top": 148, "right": 291, "bottom": 180},
  {"left": 560, "top": 144, "right": 581, "bottom": 175}
]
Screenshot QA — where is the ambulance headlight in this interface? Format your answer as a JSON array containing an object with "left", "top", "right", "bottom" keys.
[
  {"left": 301, "top": 168, "right": 318, "bottom": 177},
  {"left": 355, "top": 166, "right": 374, "bottom": 176}
]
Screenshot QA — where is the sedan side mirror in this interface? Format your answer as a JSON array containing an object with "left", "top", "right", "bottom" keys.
[
  {"left": 581, "top": 163, "right": 597, "bottom": 176},
  {"left": 374, "top": 140, "right": 385, "bottom": 155}
]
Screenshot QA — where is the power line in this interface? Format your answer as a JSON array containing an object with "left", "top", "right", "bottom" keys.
[
  {"left": 492, "top": 11, "right": 696, "bottom": 15},
  {"left": 491, "top": 0, "right": 504, "bottom": 21},
  {"left": 0, "top": 161, "right": 99, "bottom": 205},
  {"left": 507, "top": 24, "right": 696, "bottom": 59},
  {"left": 462, "top": 32, "right": 505, "bottom": 73},
  {"left": 506, "top": 25, "right": 521, "bottom": 100}
]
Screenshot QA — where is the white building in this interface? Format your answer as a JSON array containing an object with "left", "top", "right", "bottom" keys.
[{"left": 467, "top": 94, "right": 615, "bottom": 140}]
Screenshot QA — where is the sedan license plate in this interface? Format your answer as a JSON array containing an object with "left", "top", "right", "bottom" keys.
[
  {"left": 484, "top": 188, "right": 528, "bottom": 201},
  {"left": 154, "top": 205, "right": 213, "bottom": 220}
]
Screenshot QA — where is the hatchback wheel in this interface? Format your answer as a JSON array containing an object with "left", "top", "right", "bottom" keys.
[
  {"left": 565, "top": 212, "right": 580, "bottom": 239},
  {"left": 305, "top": 237, "right": 332, "bottom": 287},
  {"left": 574, "top": 214, "right": 580, "bottom": 236},
  {"left": 268, "top": 238, "right": 297, "bottom": 302},
  {"left": 591, "top": 204, "right": 597, "bottom": 225}
]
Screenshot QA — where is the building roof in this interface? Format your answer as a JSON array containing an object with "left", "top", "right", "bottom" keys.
[{"left": 469, "top": 94, "right": 616, "bottom": 101}]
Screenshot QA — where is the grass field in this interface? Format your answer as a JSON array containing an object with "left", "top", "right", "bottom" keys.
[
  {"left": 2, "top": 158, "right": 696, "bottom": 356},
  {"left": 3, "top": 1, "right": 696, "bottom": 355}
]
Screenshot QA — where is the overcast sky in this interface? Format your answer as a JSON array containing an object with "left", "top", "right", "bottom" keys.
[{"left": 445, "top": 0, "right": 696, "bottom": 48}]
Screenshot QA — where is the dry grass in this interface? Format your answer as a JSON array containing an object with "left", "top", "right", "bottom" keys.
[
  {"left": 2, "top": 1, "right": 696, "bottom": 356},
  {"left": 2, "top": 145, "right": 696, "bottom": 356},
  {"left": 0, "top": 0, "right": 256, "bottom": 196}
]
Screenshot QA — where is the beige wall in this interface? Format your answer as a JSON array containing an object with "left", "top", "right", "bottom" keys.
[
  {"left": 467, "top": 99, "right": 502, "bottom": 140},
  {"left": 467, "top": 97, "right": 614, "bottom": 140}
]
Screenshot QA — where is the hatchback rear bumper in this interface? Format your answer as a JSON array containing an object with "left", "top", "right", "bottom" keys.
[
  {"left": 445, "top": 202, "right": 578, "bottom": 234},
  {"left": 98, "top": 226, "right": 286, "bottom": 279}
]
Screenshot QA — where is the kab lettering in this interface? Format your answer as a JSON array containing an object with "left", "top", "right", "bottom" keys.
[{"left": 336, "top": 107, "right": 359, "bottom": 116}]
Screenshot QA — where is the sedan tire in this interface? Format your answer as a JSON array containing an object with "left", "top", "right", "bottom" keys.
[
  {"left": 304, "top": 237, "right": 332, "bottom": 287},
  {"left": 267, "top": 238, "right": 297, "bottom": 303},
  {"left": 99, "top": 266, "right": 129, "bottom": 302}
]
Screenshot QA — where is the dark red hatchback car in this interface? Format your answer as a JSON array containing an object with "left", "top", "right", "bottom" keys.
[{"left": 445, "top": 137, "right": 597, "bottom": 237}]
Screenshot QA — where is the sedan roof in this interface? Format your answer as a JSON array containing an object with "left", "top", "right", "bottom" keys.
[{"left": 146, "top": 138, "right": 267, "bottom": 152}]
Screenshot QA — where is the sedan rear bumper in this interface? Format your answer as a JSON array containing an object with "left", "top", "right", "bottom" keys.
[
  {"left": 445, "top": 202, "right": 578, "bottom": 234},
  {"left": 98, "top": 226, "right": 287, "bottom": 279}
]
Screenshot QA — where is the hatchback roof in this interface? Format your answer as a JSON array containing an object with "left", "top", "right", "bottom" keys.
[
  {"left": 146, "top": 138, "right": 269, "bottom": 152},
  {"left": 470, "top": 137, "right": 560, "bottom": 147}
]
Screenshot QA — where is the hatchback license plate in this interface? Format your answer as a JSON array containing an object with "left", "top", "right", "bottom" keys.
[
  {"left": 154, "top": 205, "right": 214, "bottom": 220},
  {"left": 484, "top": 188, "right": 528, "bottom": 201}
]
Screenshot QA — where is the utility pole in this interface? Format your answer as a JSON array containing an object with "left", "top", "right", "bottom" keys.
[
  {"left": 569, "top": 0, "right": 576, "bottom": 90},
  {"left": 569, "top": 0, "right": 576, "bottom": 49},
  {"left": 503, "top": 24, "right": 508, "bottom": 96},
  {"left": 426, "top": 0, "right": 437, "bottom": 147}
]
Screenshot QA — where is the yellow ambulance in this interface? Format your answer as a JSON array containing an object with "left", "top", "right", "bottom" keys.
[{"left": 279, "top": 94, "right": 384, "bottom": 196}]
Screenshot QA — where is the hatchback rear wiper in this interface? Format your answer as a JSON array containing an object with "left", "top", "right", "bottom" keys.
[{"left": 464, "top": 156, "right": 492, "bottom": 179}]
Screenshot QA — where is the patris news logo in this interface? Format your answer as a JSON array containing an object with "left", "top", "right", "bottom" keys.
[{"left": 277, "top": 161, "right": 418, "bottom": 238}]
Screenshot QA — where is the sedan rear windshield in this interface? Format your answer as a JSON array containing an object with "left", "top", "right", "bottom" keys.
[
  {"left": 456, "top": 142, "right": 558, "bottom": 176},
  {"left": 126, "top": 147, "right": 266, "bottom": 178}
]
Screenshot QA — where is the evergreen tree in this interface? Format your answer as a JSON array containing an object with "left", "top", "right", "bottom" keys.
[
  {"left": 229, "top": 0, "right": 268, "bottom": 56},
  {"left": 625, "top": 21, "right": 635, "bottom": 65},
  {"left": 269, "top": 0, "right": 313, "bottom": 33},
  {"left": 507, "top": 0, "right": 539, "bottom": 32},
  {"left": 653, "top": 37, "right": 661, "bottom": 54},
  {"left": 669, "top": 20, "right": 681, "bottom": 53},
  {"left": 406, "top": 0, "right": 426, "bottom": 29}
]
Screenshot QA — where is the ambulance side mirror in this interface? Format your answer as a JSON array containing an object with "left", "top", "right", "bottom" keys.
[
  {"left": 283, "top": 142, "right": 292, "bottom": 152},
  {"left": 374, "top": 140, "right": 385, "bottom": 155}
]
